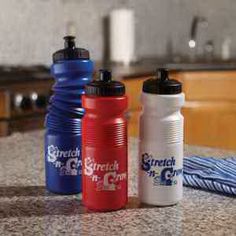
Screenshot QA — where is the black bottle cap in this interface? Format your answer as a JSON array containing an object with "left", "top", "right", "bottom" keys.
[
  {"left": 85, "top": 70, "right": 125, "bottom": 96},
  {"left": 52, "top": 36, "right": 90, "bottom": 63},
  {"left": 143, "top": 68, "right": 182, "bottom": 94}
]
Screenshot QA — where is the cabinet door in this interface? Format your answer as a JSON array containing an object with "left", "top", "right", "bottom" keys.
[
  {"left": 0, "top": 90, "right": 10, "bottom": 136},
  {"left": 123, "top": 77, "right": 148, "bottom": 137},
  {"left": 183, "top": 101, "right": 236, "bottom": 150},
  {"left": 127, "top": 109, "right": 141, "bottom": 137},
  {"left": 123, "top": 77, "right": 147, "bottom": 110},
  {"left": 0, "top": 89, "right": 10, "bottom": 119},
  {"left": 175, "top": 71, "right": 236, "bottom": 101},
  {"left": 175, "top": 70, "right": 236, "bottom": 149}
]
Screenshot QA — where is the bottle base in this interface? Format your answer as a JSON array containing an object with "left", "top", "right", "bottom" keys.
[
  {"left": 46, "top": 187, "right": 81, "bottom": 195},
  {"left": 84, "top": 203, "right": 126, "bottom": 212},
  {"left": 140, "top": 199, "right": 181, "bottom": 207}
]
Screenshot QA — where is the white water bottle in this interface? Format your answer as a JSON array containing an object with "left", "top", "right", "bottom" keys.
[{"left": 139, "top": 69, "right": 185, "bottom": 206}]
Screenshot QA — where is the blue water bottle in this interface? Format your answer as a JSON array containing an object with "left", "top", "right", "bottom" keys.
[{"left": 45, "top": 36, "right": 93, "bottom": 194}]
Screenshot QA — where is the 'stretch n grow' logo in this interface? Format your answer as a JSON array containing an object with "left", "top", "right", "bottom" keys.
[
  {"left": 47, "top": 145, "right": 80, "bottom": 162},
  {"left": 46, "top": 145, "right": 81, "bottom": 176},
  {"left": 141, "top": 153, "right": 182, "bottom": 186}
]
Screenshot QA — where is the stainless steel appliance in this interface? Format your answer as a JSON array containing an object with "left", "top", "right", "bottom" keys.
[{"left": 0, "top": 66, "right": 53, "bottom": 136}]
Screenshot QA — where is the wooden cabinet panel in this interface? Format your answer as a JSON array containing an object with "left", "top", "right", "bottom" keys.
[
  {"left": 127, "top": 109, "right": 141, "bottom": 137},
  {"left": 0, "top": 121, "right": 9, "bottom": 136},
  {"left": 175, "top": 71, "right": 236, "bottom": 101},
  {"left": 123, "top": 76, "right": 148, "bottom": 137},
  {"left": 183, "top": 101, "right": 236, "bottom": 150},
  {"left": 123, "top": 77, "right": 147, "bottom": 110},
  {"left": 0, "top": 89, "right": 10, "bottom": 118}
]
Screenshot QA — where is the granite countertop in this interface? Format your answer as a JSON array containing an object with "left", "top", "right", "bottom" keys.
[{"left": 0, "top": 131, "right": 235, "bottom": 236}]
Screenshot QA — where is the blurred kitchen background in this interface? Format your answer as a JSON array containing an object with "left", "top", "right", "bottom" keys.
[{"left": 0, "top": 0, "right": 236, "bottom": 150}]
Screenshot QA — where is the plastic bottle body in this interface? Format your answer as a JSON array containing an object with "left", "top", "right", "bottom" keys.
[
  {"left": 45, "top": 129, "right": 82, "bottom": 194},
  {"left": 82, "top": 95, "right": 128, "bottom": 211},
  {"left": 139, "top": 92, "right": 185, "bottom": 206},
  {"left": 45, "top": 59, "right": 93, "bottom": 194}
]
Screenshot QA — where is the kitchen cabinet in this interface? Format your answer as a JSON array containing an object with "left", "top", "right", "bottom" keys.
[
  {"left": 122, "top": 77, "right": 147, "bottom": 137},
  {"left": 123, "top": 70, "right": 236, "bottom": 150},
  {"left": 0, "top": 89, "right": 10, "bottom": 136}
]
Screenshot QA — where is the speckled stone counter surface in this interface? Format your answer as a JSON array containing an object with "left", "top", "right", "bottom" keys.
[{"left": 0, "top": 131, "right": 235, "bottom": 236}]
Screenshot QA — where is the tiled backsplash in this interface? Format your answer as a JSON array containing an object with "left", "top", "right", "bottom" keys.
[{"left": 0, "top": 0, "right": 235, "bottom": 65}]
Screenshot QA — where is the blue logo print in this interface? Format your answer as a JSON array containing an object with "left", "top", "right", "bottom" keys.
[{"left": 141, "top": 153, "right": 182, "bottom": 186}]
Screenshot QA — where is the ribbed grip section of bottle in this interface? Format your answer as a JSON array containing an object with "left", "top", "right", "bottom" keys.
[
  {"left": 83, "top": 119, "right": 127, "bottom": 147},
  {"left": 162, "top": 119, "right": 183, "bottom": 143},
  {"left": 45, "top": 60, "right": 93, "bottom": 134},
  {"left": 140, "top": 92, "right": 185, "bottom": 144},
  {"left": 140, "top": 116, "right": 183, "bottom": 144},
  {"left": 82, "top": 96, "right": 128, "bottom": 148}
]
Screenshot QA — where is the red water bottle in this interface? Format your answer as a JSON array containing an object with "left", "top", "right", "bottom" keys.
[{"left": 82, "top": 69, "right": 128, "bottom": 211}]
